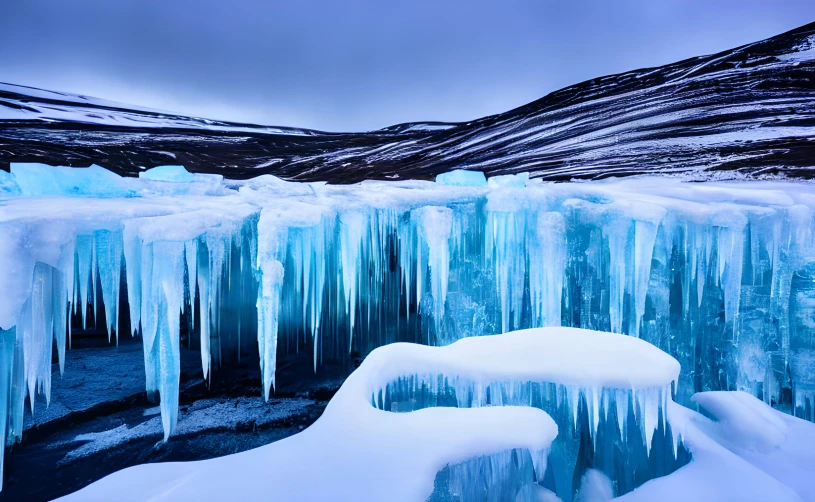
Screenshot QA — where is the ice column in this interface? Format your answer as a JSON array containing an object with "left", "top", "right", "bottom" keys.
[
  {"left": 530, "top": 212, "right": 566, "bottom": 328},
  {"left": 256, "top": 210, "right": 289, "bottom": 400},
  {"left": 123, "top": 222, "right": 187, "bottom": 439},
  {"left": 413, "top": 206, "right": 453, "bottom": 331},
  {"left": 94, "top": 229, "right": 123, "bottom": 343},
  {"left": 0, "top": 328, "right": 14, "bottom": 491}
]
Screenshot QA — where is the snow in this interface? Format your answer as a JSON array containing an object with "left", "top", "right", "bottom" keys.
[
  {"left": 488, "top": 172, "right": 530, "bottom": 188},
  {"left": 691, "top": 392, "right": 815, "bottom": 501},
  {"left": 575, "top": 470, "right": 614, "bottom": 502},
  {"left": 0, "top": 82, "right": 314, "bottom": 137},
  {"left": 138, "top": 165, "right": 196, "bottom": 182},
  {"left": 777, "top": 35, "right": 815, "bottom": 63},
  {"left": 618, "top": 393, "right": 815, "bottom": 502},
  {"left": 60, "top": 397, "right": 316, "bottom": 465}
]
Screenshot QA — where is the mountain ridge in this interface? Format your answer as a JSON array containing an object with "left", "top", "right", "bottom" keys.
[{"left": 1, "top": 21, "right": 814, "bottom": 182}]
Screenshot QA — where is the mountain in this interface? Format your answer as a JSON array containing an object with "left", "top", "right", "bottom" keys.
[{"left": 1, "top": 22, "right": 814, "bottom": 183}]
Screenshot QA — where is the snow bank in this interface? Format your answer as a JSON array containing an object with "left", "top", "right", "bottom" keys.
[
  {"left": 619, "top": 392, "right": 815, "bottom": 502},
  {"left": 61, "top": 330, "right": 591, "bottom": 502},
  {"left": 61, "top": 330, "right": 815, "bottom": 501}
]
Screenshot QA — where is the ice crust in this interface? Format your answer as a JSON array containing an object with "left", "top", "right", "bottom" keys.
[{"left": 1, "top": 164, "right": 815, "bottom": 494}]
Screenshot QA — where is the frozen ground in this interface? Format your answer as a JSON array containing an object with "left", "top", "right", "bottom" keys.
[
  {"left": 0, "top": 341, "right": 344, "bottom": 501},
  {"left": 23, "top": 342, "right": 146, "bottom": 432}
]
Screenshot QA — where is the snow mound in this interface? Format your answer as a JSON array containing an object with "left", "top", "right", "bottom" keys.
[
  {"left": 60, "top": 329, "right": 815, "bottom": 501},
  {"left": 61, "top": 329, "right": 594, "bottom": 501},
  {"left": 619, "top": 392, "right": 815, "bottom": 502}
]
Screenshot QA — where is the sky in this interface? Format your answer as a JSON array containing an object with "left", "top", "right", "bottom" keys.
[{"left": 1, "top": 1, "right": 813, "bottom": 132}]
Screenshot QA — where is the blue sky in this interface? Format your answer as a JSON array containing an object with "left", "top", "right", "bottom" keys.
[{"left": 1, "top": 1, "right": 812, "bottom": 131}]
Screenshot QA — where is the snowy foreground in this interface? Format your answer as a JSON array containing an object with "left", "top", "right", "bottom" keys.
[
  {"left": 59, "top": 328, "right": 814, "bottom": 502},
  {"left": 1, "top": 164, "right": 815, "bottom": 497}
]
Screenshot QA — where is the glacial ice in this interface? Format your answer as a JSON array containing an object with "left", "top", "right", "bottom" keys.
[
  {"left": 1, "top": 163, "right": 815, "bottom": 496},
  {"left": 435, "top": 169, "right": 488, "bottom": 187}
]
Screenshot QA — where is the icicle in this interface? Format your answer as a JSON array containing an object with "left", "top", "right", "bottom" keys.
[
  {"left": 0, "top": 328, "right": 14, "bottom": 491},
  {"left": 91, "top": 236, "right": 98, "bottom": 327},
  {"left": 206, "top": 232, "right": 227, "bottom": 351},
  {"left": 19, "top": 263, "right": 62, "bottom": 411},
  {"left": 607, "top": 220, "right": 629, "bottom": 334},
  {"left": 589, "top": 387, "right": 600, "bottom": 446},
  {"left": 340, "top": 211, "right": 365, "bottom": 348},
  {"left": 697, "top": 228, "right": 710, "bottom": 307},
  {"left": 633, "top": 219, "right": 659, "bottom": 338},
  {"left": 719, "top": 225, "right": 745, "bottom": 336},
  {"left": 310, "top": 222, "right": 327, "bottom": 372},
  {"left": 568, "top": 385, "right": 579, "bottom": 431},
  {"left": 257, "top": 210, "right": 288, "bottom": 399},
  {"left": 615, "top": 389, "right": 628, "bottom": 438},
  {"left": 123, "top": 227, "right": 142, "bottom": 339},
  {"left": 185, "top": 240, "right": 198, "bottom": 330},
  {"left": 531, "top": 212, "right": 566, "bottom": 327},
  {"left": 485, "top": 208, "right": 527, "bottom": 333},
  {"left": 75, "top": 235, "right": 93, "bottom": 328},
  {"left": 530, "top": 448, "right": 549, "bottom": 481},
  {"left": 151, "top": 241, "right": 185, "bottom": 440},
  {"left": 55, "top": 239, "right": 74, "bottom": 374},
  {"left": 642, "top": 388, "right": 660, "bottom": 455},
  {"left": 398, "top": 220, "right": 413, "bottom": 321},
  {"left": 196, "top": 239, "right": 211, "bottom": 380},
  {"left": 413, "top": 206, "right": 453, "bottom": 331},
  {"left": 94, "top": 229, "right": 123, "bottom": 342}
]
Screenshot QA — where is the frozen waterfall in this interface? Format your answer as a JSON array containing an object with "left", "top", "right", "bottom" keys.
[{"left": 1, "top": 164, "right": 815, "bottom": 491}]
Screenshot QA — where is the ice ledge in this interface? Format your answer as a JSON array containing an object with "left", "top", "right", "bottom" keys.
[
  {"left": 58, "top": 328, "right": 678, "bottom": 501},
  {"left": 60, "top": 330, "right": 815, "bottom": 502}
]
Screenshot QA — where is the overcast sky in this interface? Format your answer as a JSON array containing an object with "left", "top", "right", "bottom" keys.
[{"left": 1, "top": 1, "right": 812, "bottom": 131}]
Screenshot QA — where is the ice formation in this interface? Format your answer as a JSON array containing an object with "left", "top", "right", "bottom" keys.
[
  {"left": 1, "top": 163, "right": 815, "bottom": 494},
  {"left": 57, "top": 328, "right": 814, "bottom": 501},
  {"left": 58, "top": 327, "right": 675, "bottom": 501}
]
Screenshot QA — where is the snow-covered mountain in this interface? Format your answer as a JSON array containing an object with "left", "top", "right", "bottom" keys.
[{"left": 1, "top": 22, "right": 814, "bottom": 182}]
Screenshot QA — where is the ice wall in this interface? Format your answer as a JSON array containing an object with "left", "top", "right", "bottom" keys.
[{"left": 1, "top": 164, "right": 815, "bottom": 487}]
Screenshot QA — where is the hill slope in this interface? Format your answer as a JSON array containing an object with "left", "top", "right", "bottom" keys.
[{"left": 1, "top": 22, "right": 814, "bottom": 183}]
